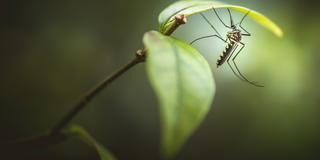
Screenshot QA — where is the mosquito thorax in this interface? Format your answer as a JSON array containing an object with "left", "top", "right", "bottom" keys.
[{"left": 227, "top": 28, "right": 242, "bottom": 42}]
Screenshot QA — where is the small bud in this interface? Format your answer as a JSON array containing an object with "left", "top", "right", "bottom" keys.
[{"left": 174, "top": 14, "right": 187, "bottom": 25}]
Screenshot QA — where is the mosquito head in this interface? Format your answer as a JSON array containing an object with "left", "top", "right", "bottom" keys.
[{"left": 231, "top": 24, "right": 237, "bottom": 29}]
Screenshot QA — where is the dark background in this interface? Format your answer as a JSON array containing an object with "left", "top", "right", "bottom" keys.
[{"left": 1, "top": 0, "right": 320, "bottom": 159}]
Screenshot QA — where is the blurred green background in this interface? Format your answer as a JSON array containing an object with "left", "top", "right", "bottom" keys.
[{"left": 1, "top": 0, "right": 319, "bottom": 159}]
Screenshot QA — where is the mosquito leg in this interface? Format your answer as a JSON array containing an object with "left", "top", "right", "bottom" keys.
[
  {"left": 190, "top": 35, "right": 227, "bottom": 45},
  {"left": 239, "top": 11, "right": 251, "bottom": 36},
  {"left": 240, "top": 11, "right": 250, "bottom": 25},
  {"left": 225, "top": 44, "right": 246, "bottom": 81},
  {"left": 227, "top": 61, "right": 246, "bottom": 82},
  {"left": 199, "top": 13, "right": 224, "bottom": 39},
  {"left": 241, "top": 26, "right": 251, "bottom": 36},
  {"left": 231, "top": 43, "right": 264, "bottom": 87},
  {"left": 227, "top": 8, "right": 234, "bottom": 26},
  {"left": 211, "top": 7, "right": 232, "bottom": 29},
  {"left": 227, "top": 43, "right": 237, "bottom": 62}
]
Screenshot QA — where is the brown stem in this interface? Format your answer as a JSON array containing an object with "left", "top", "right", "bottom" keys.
[
  {"left": 2, "top": 13, "right": 186, "bottom": 149},
  {"left": 163, "top": 14, "right": 187, "bottom": 36},
  {"left": 51, "top": 51, "right": 145, "bottom": 134},
  {"left": 51, "top": 14, "right": 187, "bottom": 133},
  {"left": 1, "top": 133, "right": 66, "bottom": 151},
  {"left": 1, "top": 51, "right": 146, "bottom": 151}
]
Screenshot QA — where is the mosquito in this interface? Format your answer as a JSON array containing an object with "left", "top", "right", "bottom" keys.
[{"left": 190, "top": 8, "right": 263, "bottom": 87}]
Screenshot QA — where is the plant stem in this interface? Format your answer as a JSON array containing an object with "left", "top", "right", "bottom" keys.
[
  {"left": 51, "top": 51, "right": 145, "bottom": 134},
  {"left": 1, "top": 52, "right": 145, "bottom": 151},
  {"left": 2, "top": 133, "right": 66, "bottom": 151},
  {"left": 3, "top": 13, "right": 186, "bottom": 149},
  {"left": 163, "top": 14, "right": 187, "bottom": 36},
  {"left": 51, "top": 14, "right": 186, "bottom": 134}
]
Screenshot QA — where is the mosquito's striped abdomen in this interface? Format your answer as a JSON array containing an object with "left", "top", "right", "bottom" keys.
[{"left": 217, "top": 43, "right": 234, "bottom": 66}]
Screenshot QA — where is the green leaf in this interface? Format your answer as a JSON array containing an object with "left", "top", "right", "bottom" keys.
[
  {"left": 143, "top": 30, "right": 215, "bottom": 157},
  {"left": 65, "top": 125, "right": 116, "bottom": 160},
  {"left": 159, "top": 0, "right": 283, "bottom": 37}
]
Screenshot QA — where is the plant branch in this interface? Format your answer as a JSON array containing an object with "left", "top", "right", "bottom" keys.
[
  {"left": 2, "top": 14, "right": 186, "bottom": 150},
  {"left": 51, "top": 50, "right": 146, "bottom": 134},
  {"left": 1, "top": 133, "right": 66, "bottom": 151},
  {"left": 0, "top": 51, "right": 146, "bottom": 152},
  {"left": 163, "top": 14, "right": 187, "bottom": 36},
  {"left": 51, "top": 14, "right": 186, "bottom": 133}
]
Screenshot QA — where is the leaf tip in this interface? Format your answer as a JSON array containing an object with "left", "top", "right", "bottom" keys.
[
  {"left": 269, "top": 22, "right": 283, "bottom": 38},
  {"left": 276, "top": 29, "right": 284, "bottom": 38}
]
